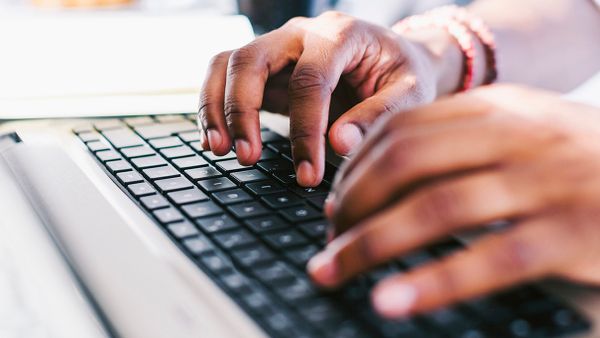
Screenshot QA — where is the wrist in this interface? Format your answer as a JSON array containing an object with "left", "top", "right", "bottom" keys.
[
  {"left": 400, "top": 28, "right": 466, "bottom": 96},
  {"left": 393, "top": 5, "right": 497, "bottom": 96}
]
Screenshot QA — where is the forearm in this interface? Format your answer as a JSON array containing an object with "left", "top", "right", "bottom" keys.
[{"left": 469, "top": 0, "right": 600, "bottom": 91}]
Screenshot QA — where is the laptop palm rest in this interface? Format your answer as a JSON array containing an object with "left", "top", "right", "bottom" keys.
[{"left": 1, "top": 143, "right": 263, "bottom": 338}]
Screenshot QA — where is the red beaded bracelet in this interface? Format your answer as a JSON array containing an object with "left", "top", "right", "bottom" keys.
[{"left": 393, "top": 5, "right": 497, "bottom": 91}]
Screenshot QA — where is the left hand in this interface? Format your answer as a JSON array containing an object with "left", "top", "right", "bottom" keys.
[{"left": 308, "top": 85, "right": 600, "bottom": 318}]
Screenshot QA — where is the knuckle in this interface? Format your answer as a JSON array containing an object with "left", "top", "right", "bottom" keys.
[
  {"left": 208, "top": 51, "right": 231, "bottom": 67},
  {"left": 413, "top": 185, "right": 462, "bottom": 228},
  {"left": 289, "top": 64, "right": 332, "bottom": 98},
  {"left": 382, "top": 136, "right": 417, "bottom": 169},
  {"left": 492, "top": 237, "right": 535, "bottom": 273},
  {"left": 283, "top": 16, "right": 307, "bottom": 28},
  {"left": 228, "top": 45, "right": 260, "bottom": 74}
]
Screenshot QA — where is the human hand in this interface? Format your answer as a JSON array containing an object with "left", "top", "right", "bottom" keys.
[
  {"left": 309, "top": 85, "right": 600, "bottom": 317},
  {"left": 198, "top": 11, "right": 463, "bottom": 187}
]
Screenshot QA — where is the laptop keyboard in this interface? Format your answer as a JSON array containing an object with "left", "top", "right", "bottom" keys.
[{"left": 74, "top": 114, "right": 591, "bottom": 338}]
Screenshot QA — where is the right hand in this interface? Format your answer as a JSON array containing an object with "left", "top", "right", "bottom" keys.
[{"left": 198, "top": 11, "right": 463, "bottom": 187}]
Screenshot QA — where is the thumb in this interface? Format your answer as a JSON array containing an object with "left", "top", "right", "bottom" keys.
[{"left": 328, "top": 83, "right": 433, "bottom": 156}]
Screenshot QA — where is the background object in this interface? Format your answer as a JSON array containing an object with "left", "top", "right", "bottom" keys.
[{"left": 237, "top": 0, "right": 336, "bottom": 34}]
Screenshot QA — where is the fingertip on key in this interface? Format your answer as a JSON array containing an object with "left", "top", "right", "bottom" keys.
[{"left": 296, "top": 160, "right": 319, "bottom": 187}]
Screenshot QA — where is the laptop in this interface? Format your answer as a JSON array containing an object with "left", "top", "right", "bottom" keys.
[{"left": 0, "top": 112, "right": 599, "bottom": 338}]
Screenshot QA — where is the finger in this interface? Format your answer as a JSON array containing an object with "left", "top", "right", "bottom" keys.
[
  {"left": 330, "top": 92, "right": 493, "bottom": 193},
  {"left": 328, "top": 79, "right": 434, "bottom": 156},
  {"left": 198, "top": 50, "right": 233, "bottom": 155},
  {"left": 309, "top": 170, "right": 539, "bottom": 287},
  {"left": 287, "top": 39, "right": 357, "bottom": 186},
  {"left": 371, "top": 216, "right": 574, "bottom": 318},
  {"left": 224, "top": 25, "right": 304, "bottom": 165},
  {"left": 331, "top": 115, "right": 520, "bottom": 233}
]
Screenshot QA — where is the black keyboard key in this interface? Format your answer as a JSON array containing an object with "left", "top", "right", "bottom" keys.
[
  {"left": 260, "top": 130, "right": 285, "bottom": 143},
  {"left": 378, "top": 319, "right": 429, "bottom": 338},
  {"left": 127, "top": 182, "right": 156, "bottom": 197},
  {"left": 131, "top": 155, "right": 168, "bottom": 169},
  {"left": 172, "top": 156, "right": 208, "bottom": 170},
  {"left": 167, "top": 221, "right": 200, "bottom": 239},
  {"left": 280, "top": 204, "right": 322, "bottom": 223},
  {"left": 298, "top": 219, "right": 329, "bottom": 239},
  {"left": 257, "top": 159, "right": 293, "bottom": 173},
  {"left": 198, "top": 177, "right": 237, "bottom": 192},
  {"left": 102, "top": 128, "right": 144, "bottom": 148},
  {"left": 160, "top": 145, "right": 195, "bottom": 159},
  {"left": 134, "top": 121, "right": 196, "bottom": 139},
  {"left": 167, "top": 188, "right": 208, "bottom": 205},
  {"left": 246, "top": 180, "right": 285, "bottom": 195},
  {"left": 96, "top": 150, "right": 121, "bottom": 162},
  {"left": 213, "top": 229, "right": 257, "bottom": 249},
  {"left": 285, "top": 245, "right": 320, "bottom": 267},
  {"left": 261, "top": 192, "right": 303, "bottom": 208},
  {"left": 200, "top": 253, "right": 233, "bottom": 274},
  {"left": 228, "top": 202, "right": 271, "bottom": 218},
  {"left": 272, "top": 170, "right": 298, "bottom": 185},
  {"left": 259, "top": 148, "right": 278, "bottom": 161},
  {"left": 185, "top": 166, "right": 221, "bottom": 180},
  {"left": 307, "top": 195, "right": 327, "bottom": 210},
  {"left": 263, "top": 312, "right": 295, "bottom": 333},
  {"left": 155, "top": 176, "right": 194, "bottom": 192},
  {"left": 181, "top": 201, "right": 222, "bottom": 218},
  {"left": 202, "top": 150, "right": 237, "bottom": 162},
  {"left": 245, "top": 215, "right": 290, "bottom": 233},
  {"left": 143, "top": 165, "right": 180, "bottom": 180},
  {"left": 121, "top": 145, "right": 155, "bottom": 158},
  {"left": 299, "top": 300, "right": 346, "bottom": 327},
  {"left": 86, "top": 140, "right": 111, "bottom": 152},
  {"left": 116, "top": 171, "right": 144, "bottom": 184},
  {"left": 178, "top": 131, "right": 201, "bottom": 143},
  {"left": 182, "top": 236, "right": 214, "bottom": 256},
  {"left": 325, "top": 321, "right": 370, "bottom": 338},
  {"left": 253, "top": 262, "right": 296, "bottom": 285},
  {"left": 149, "top": 136, "right": 183, "bottom": 149},
  {"left": 231, "top": 246, "right": 275, "bottom": 267},
  {"left": 242, "top": 292, "right": 270, "bottom": 313},
  {"left": 215, "top": 159, "right": 251, "bottom": 172},
  {"left": 153, "top": 207, "right": 184, "bottom": 223},
  {"left": 140, "top": 194, "right": 170, "bottom": 210},
  {"left": 221, "top": 273, "right": 251, "bottom": 293},
  {"left": 212, "top": 189, "right": 253, "bottom": 205},
  {"left": 106, "top": 159, "right": 132, "bottom": 173},
  {"left": 231, "top": 169, "right": 269, "bottom": 184},
  {"left": 196, "top": 214, "right": 239, "bottom": 233},
  {"left": 267, "top": 141, "right": 292, "bottom": 158},
  {"left": 264, "top": 230, "right": 309, "bottom": 249},
  {"left": 275, "top": 279, "right": 317, "bottom": 302},
  {"left": 290, "top": 184, "right": 329, "bottom": 197}
]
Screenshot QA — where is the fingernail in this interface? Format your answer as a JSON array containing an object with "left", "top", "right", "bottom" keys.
[
  {"left": 307, "top": 250, "right": 338, "bottom": 286},
  {"left": 337, "top": 123, "right": 363, "bottom": 155},
  {"left": 373, "top": 283, "right": 418, "bottom": 318},
  {"left": 235, "top": 139, "right": 251, "bottom": 160},
  {"left": 297, "top": 161, "right": 316, "bottom": 187},
  {"left": 207, "top": 129, "right": 222, "bottom": 151}
]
